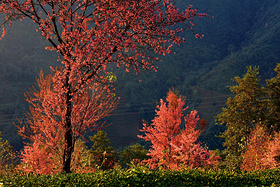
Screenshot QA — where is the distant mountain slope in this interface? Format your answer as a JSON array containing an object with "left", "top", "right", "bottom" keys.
[
  {"left": 198, "top": 0, "right": 280, "bottom": 92},
  {"left": 118, "top": 0, "right": 280, "bottom": 114}
]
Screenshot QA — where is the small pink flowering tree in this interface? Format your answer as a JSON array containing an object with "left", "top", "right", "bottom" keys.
[
  {"left": 262, "top": 131, "right": 280, "bottom": 169},
  {"left": 15, "top": 70, "right": 117, "bottom": 174},
  {"left": 240, "top": 124, "right": 269, "bottom": 171},
  {"left": 138, "top": 90, "right": 220, "bottom": 170}
]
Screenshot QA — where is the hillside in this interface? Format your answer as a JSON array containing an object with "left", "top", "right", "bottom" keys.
[{"left": 0, "top": 0, "right": 280, "bottom": 151}]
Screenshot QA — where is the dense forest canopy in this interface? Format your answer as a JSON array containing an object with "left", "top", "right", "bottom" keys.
[{"left": 0, "top": 0, "right": 280, "bottom": 152}]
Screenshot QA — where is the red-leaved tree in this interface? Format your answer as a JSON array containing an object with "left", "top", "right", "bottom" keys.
[
  {"left": 18, "top": 138, "right": 95, "bottom": 174},
  {"left": 15, "top": 70, "right": 117, "bottom": 174},
  {"left": 240, "top": 124, "right": 270, "bottom": 171},
  {"left": 138, "top": 90, "right": 220, "bottom": 170},
  {"left": 18, "top": 140, "right": 57, "bottom": 175},
  {"left": 1, "top": 0, "right": 206, "bottom": 173},
  {"left": 262, "top": 131, "right": 280, "bottom": 169},
  {"left": 241, "top": 124, "right": 280, "bottom": 171}
]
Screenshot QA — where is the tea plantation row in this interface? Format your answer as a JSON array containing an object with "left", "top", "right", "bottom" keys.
[{"left": 1, "top": 167, "right": 279, "bottom": 186}]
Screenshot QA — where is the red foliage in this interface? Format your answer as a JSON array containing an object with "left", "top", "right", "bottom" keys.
[
  {"left": 1, "top": 0, "right": 206, "bottom": 173},
  {"left": 16, "top": 70, "right": 116, "bottom": 174},
  {"left": 18, "top": 139, "right": 96, "bottom": 175},
  {"left": 263, "top": 131, "right": 280, "bottom": 169},
  {"left": 241, "top": 124, "right": 280, "bottom": 171},
  {"left": 199, "top": 118, "right": 207, "bottom": 131},
  {"left": 138, "top": 90, "right": 220, "bottom": 170},
  {"left": 91, "top": 151, "right": 117, "bottom": 170},
  {"left": 17, "top": 140, "right": 58, "bottom": 175},
  {"left": 241, "top": 124, "right": 270, "bottom": 171},
  {"left": 0, "top": 0, "right": 205, "bottom": 75}
]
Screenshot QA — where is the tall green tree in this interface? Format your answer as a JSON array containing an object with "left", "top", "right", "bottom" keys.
[
  {"left": 0, "top": 131, "right": 15, "bottom": 175},
  {"left": 265, "top": 63, "right": 280, "bottom": 133},
  {"left": 216, "top": 66, "right": 267, "bottom": 169},
  {"left": 89, "top": 131, "right": 118, "bottom": 170}
]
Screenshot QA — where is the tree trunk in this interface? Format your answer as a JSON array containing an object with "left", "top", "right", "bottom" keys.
[{"left": 62, "top": 71, "right": 74, "bottom": 173}]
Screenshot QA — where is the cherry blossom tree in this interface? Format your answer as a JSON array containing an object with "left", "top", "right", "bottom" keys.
[
  {"left": 1, "top": 0, "right": 206, "bottom": 173},
  {"left": 138, "top": 90, "right": 220, "bottom": 170}
]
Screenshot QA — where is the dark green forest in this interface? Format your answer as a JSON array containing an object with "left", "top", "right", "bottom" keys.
[{"left": 1, "top": 0, "right": 280, "bottom": 153}]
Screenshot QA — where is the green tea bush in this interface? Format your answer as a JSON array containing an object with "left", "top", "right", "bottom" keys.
[{"left": 1, "top": 167, "right": 279, "bottom": 186}]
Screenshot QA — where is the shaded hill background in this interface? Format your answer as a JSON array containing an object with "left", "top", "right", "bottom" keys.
[{"left": 0, "top": 0, "right": 280, "bottom": 151}]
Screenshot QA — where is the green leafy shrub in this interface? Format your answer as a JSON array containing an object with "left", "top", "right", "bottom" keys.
[
  {"left": 120, "top": 143, "right": 149, "bottom": 168},
  {"left": 1, "top": 167, "right": 280, "bottom": 186}
]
